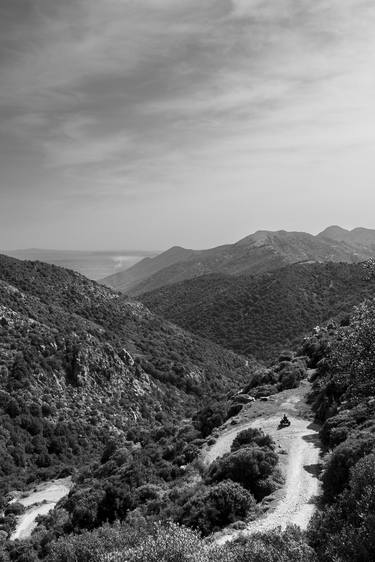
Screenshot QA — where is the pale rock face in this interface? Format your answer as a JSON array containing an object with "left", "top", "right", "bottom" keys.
[{"left": 120, "top": 348, "right": 135, "bottom": 366}]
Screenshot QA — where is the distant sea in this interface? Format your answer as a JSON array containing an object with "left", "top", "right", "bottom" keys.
[{"left": 2, "top": 249, "right": 157, "bottom": 281}]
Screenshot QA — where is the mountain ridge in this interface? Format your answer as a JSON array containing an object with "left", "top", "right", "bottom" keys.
[{"left": 101, "top": 226, "right": 375, "bottom": 295}]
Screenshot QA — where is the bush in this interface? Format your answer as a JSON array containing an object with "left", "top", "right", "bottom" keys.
[
  {"left": 178, "top": 481, "right": 255, "bottom": 535},
  {"left": 47, "top": 523, "right": 133, "bottom": 561},
  {"left": 193, "top": 403, "right": 226, "bottom": 438},
  {"left": 226, "top": 403, "right": 243, "bottom": 419},
  {"left": 231, "top": 428, "right": 274, "bottom": 452},
  {"left": 220, "top": 525, "right": 317, "bottom": 562},
  {"left": 207, "top": 447, "right": 278, "bottom": 500},
  {"left": 43, "top": 521, "right": 319, "bottom": 562},
  {"left": 278, "top": 365, "right": 302, "bottom": 390},
  {"left": 5, "top": 501, "right": 25, "bottom": 516},
  {"left": 106, "top": 522, "right": 209, "bottom": 562},
  {"left": 332, "top": 299, "right": 375, "bottom": 397},
  {"left": 321, "top": 432, "right": 375, "bottom": 502},
  {"left": 309, "top": 454, "right": 375, "bottom": 561},
  {"left": 251, "top": 385, "right": 278, "bottom": 399}
]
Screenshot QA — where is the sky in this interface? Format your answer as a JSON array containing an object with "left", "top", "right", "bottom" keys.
[{"left": 1, "top": 0, "right": 375, "bottom": 251}]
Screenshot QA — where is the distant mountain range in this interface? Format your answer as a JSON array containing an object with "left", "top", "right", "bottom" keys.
[{"left": 101, "top": 226, "right": 375, "bottom": 295}]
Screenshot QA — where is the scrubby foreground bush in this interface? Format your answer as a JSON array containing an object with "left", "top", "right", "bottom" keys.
[
  {"left": 305, "top": 295, "right": 375, "bottom": 561},
  {"left": 309, "top": 454, "right": 375, "bottom": 561},
  {"left": 46, "top": 522, "right": 316, "bottom": 562},
  {"left": 207, "top": 445, "right": 279, "bottom": 501}
]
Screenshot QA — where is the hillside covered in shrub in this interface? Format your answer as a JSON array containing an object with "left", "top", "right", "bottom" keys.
[
  {"left": 296, "top": 297, "right": 375, "bottom": 561},
  {"left": 0, "top": 254, "right": 261, "bottom": 497},
  {"left": 141, "top": 262, "right": 375, "bottom": 360},
  {"left": 27, "top": 292, "right": 375, "bottom": 562},
  {"left": 2, "top": 254, "right": 375, "bottom": 561}
]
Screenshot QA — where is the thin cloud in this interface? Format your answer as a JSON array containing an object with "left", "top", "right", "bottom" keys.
[{"left": 1, "top": 0, "right": 375, "bottom": 249}]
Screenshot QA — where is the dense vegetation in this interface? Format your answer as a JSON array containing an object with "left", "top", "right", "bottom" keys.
[
  {"left": 31, "top": 293, "right": 375, "bottom": 562},
  {"left": 141, "top": 262, "right": 375, "bottom": 360},
  {"left": 0, "top": 382, "right": 281, "bottom": 559},
  {"left": 304, "top": 296, "right": 375, "bottom": 560},
  {"left": 2, "top": 254, "right": 375, "bottom": 561},
  {"left": 0, "top": 254, "right": 261, "bottom": 498},
  {"left": 44, "top": 522, "right": 317, "bottom": 562}
]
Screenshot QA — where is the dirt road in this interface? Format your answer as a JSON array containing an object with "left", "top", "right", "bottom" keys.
[
  {"left": 10, "top": 477, "right": 72, "bottom": 540},
  {"left": 203, "top": 384, "right": 321, "bottom": 543}
]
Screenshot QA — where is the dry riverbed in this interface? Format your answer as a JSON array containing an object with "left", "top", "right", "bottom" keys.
[{"left": 10, "top": 477, "right": 72, "bottom": 541}]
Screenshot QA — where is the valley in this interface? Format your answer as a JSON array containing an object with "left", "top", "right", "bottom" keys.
[
  {"left": 3, "top": 0, "right": 375, "bottom": 557},
  {"left": 141, "top": 262, "right": 374, "bottom": 360},
  {"left": 1, "top": 251, "right": 375, "bottom": 561}
]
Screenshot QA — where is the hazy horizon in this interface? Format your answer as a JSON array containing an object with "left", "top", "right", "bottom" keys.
[
  {"left": 2, "top": 247, "right": 158, "bottom": 254},
  {"left": 2, "top": 1, "right": 375, "bottom": 250},
  {"left": 3, "top": 223, "right": 375, "bottom": 253},
  {"left": 2, "top": 247, "right": 157, "bottom": 280}
]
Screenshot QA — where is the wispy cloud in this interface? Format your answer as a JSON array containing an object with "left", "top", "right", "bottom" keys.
[{"left": 1, "top": 0, "right": 375, "bottom": 249}]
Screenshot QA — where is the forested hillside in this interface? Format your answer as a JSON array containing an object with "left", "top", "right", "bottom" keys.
[
  {"left": 0, "top": 254, "right": 260, "bottom": 496},
  {"left": 141, "top": 262, "right": 375, "bottom": 360},
  {"left": 302, "top": 295, "right": 375, "bottom": 561},
  {"left": 2, "top": 254, "right": 375, "bottom": 561},
  {"left": 4, "top": 289, "right": 375, "bottom": 561}
]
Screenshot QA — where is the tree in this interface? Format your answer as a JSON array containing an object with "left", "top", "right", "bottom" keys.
[
  {"left": 321, "top": 433, "right": 375, "bottom": 501},
  {"left": 333, "top": 299, "right": 375, "bottom": 395},
  {"left": 193, "top": 402, "right": 225, "bottom": 438},
  {"left": 309, "top": 454, "right": 375, "bottom": 561}
]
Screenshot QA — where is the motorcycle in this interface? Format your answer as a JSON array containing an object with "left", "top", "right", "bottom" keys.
[{"left": 278, "top": 417, "right": 291, "bottom": 429}]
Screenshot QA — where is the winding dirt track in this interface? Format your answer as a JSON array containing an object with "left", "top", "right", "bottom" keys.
[{"left": 203, "top": 405, "right": 321, "bottom": 544}]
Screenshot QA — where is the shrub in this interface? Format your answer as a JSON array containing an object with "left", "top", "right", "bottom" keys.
[
  {"left": 193, "top": 403, "right": 226, "bottom": 438},
  {"left": 5, "top": 501, "right": 25, "bottom": 516},
  {"left": 178, "top": 481, "right": 255, "bottom": 535},
  {"left": 219, "top": 525, "right": 317, "bottom": 562},
  {"left": 105, "top": 522, "right": 209, "bottom": 562},
  {"left": 321, "top": 432, "right": 375, "bottom": 502},
  {"left": 251, "top": 385, "right": 278, "bottom": 398},
  {"left": 47, "top": 523, "right": 133, "bottom": 562},
  {"left": 226, "top": 403, "right": 243, "bottom": 419},
  {"left": 319, "top": 410, "right": 355, "bottom": 449},
  {"left": 207, "top": 447, "right": 278, "bottom": 500},
  {"left": 309, "top": 454, "right": 375, "bottom": 561},
  {"left": 231, "top": 428, "right": 274, "bottom": 452},
  {"left": 332, "top": 299, "right": 375, "bottom": 397}
]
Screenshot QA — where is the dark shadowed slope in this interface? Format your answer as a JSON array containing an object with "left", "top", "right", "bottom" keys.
[{"left": 140, "top": 262, "right": 375, "bottom": 361}]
